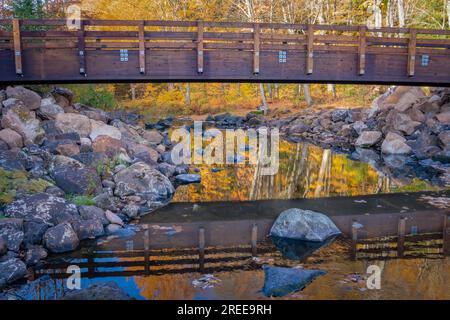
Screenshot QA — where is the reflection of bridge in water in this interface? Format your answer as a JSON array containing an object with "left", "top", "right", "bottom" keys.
[{"left": 33, "top": 192, "right": 449, "bottom": 280}]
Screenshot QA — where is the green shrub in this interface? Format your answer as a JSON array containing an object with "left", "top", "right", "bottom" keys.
[
  {"left": 77, "top": 85, "right": 118, "bottom": 111},
  {"left": 67, "top": 195, "right": 96, "bottom": 206}
]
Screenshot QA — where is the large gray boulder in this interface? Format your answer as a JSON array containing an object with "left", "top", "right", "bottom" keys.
[
  {"left": 270, "top": 208, "right": 341, "bottom": 242},
  {"left": 0, "top": 258, "right": 28, "bottom": 286},
  {"left": 55, "top": 113, "right": 91, "bottom": 137},
  {"left": 24, "top": 245, "right": 48, "bottom": 266},
  {"left": 78, "top": 206, "right": 109, "bottom": 225},
  {"left": 89, "top": 119, "right": 122, "bottom": 141},
  {"left": 0, "top": 219, "right": 24, "bottom": 252},
  {"left": 355, "top": 131, "right": 382, "bottom": 148},
  {"left": 61, "top": 282, "right": 133, "bottom": 300},
  {"left": 381, "top": 132, "right": 412, "bottom": 154},
  {"left": 4, "top": 193, "right": 79, "bottom": 226},
  {"left": 71, "top": 219, "right": 104, "bottom": 240},
  {"left": 38, "top": 97, "right": 65, "bottom": 120},
  {"left": 0, "top": 128, "right": 23, "bottom": 149},
  {"left": 49, "top": 155, "right": 102, "bottom": 195},
  {"left": 113, "top": 162, "right": 175, "bottom": 213},
  {"left": 1, "top": 98, "right": 44, "bottom": 145},
  {"left": 6, "top": 86, "right": 41, "bottom": 110},
  {"left": 43, "top": 222, "right": 79, "bottom": 253},
  {"left": 262, "top": 265, "right": 326, "bottom": 297}
]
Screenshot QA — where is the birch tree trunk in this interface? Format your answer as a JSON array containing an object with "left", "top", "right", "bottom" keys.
[
  {"left": 185, "top": 83, "right": 190, "bottom": 105},
  {"left": 397, "top": 0, "right": 406, "bottom": 28},
  {"left": 259, "top": 83, "right": 268, "bottom": 114},
  {"left": 447, "top": 0, "right": 450, "bottom": 28},
  {"left": 303, "top": 84, "right": 313, "bottom": 107}
]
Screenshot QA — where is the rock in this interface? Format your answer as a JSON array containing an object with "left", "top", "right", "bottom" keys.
[
  {"left": 271, "top": 236, "right": 334, "bottom": 261},
  {"left": 436, "top": 111, "right": 450, "bottom": 125},
  {"left": 43, "top": 222, "right": 79, "bottom": 253},
  {"left": 381, "top": 132, "right": 412, "bottom": 154},
  {"left": 0, "top": 128, "right": 23, "bottom": 149},
  {"left": 143, "top": 130, "right": 163, "bottom": 145},
  {"left": 1, "top": 98, "right": 44, "bottom": 145},
  {"left": 0, "top": 238, "right": 6, "bottom": 256},
  {"left": 73, "top": 152, "right": 107, "bottom": 166},
  {"left": 175, "top": 174, "right": 201, "bottom": 185},
  {"left": 0, "top": 149, "right": 27, "bottom": 171},
  {"left": 406, "top": 106, "right": 426, "bottom": 123},
  {"left": 6, "top": 86, "right": 41, "bottom": 110},
  {"left": 157, "top": 163, "right": 176, "bottom": 178},
  {"left": 23, "top": 221, "right": 49, "bottom": 245},
  {"left": 71, "top": 219, "right": 104, "bottom": 240},
  {"left": 38, "top": 97, "right": 64, "bottom": 120},
  {"left": 61, "top": 282, "right": 133, "bottom": 300},
  {"left": 0, "top": 219, "right": 24, "bottom": 252},
  {"left": 393, "top": 87, "right": 425, "bottom": 112},
  {"left": 262, "top": 265, "right": 326, "bottom": 297},
  {"left": 352, "top": 121, "right": 368, "bottom": 135},
  {"left": 55, "top": 113, "right": 91, "bottom": 137},
  {"left": 24, "top": 245, "right": 48, "bottom": 266},
  {"left": 0, "top": 258, "right": 28, "bottom": 284},
  {"left": 5, "top": 193, "right": 79, "bottom": 226},
  {"left": 417, "top": 101, "right": 440, "bottom": 114},
  {"left": 331, "top": 109, "right": 349, "bottom": 122},
  {"left": 93, "top": 193, "right": 118, "bottom": 212},
  {"left": 127, "top": 143, "right": 159, "bottom": 163},
  {"left": 49, "top": 155, "right": 102, "bottom": 195},
  {"left": 92, "top": 136, "right": 125, "bottom": 157},
  {"left": 80, "top": 137, "right": 92, "bottom": 153},
  {"left": 270, "top": 208, "right": 341, "bottom": 242},
  {"left": 52, "top": 87, "right": 74, "bottom": 106},
  {"left": 438, "top": 131, "right": 450, "bottom": 147},
  {"left": 385, "top": 110, "right": 420, "bottom": 135},
  {"left": 45, "top": 185, "right": 65, "bottom": 197},
  {"left": 78, "top": 206, "right": 109, "bottom": 225},
  {"left": 89, "top": 120, "right": 122, "bottom": 141},
  {"left": 105, "top": 223, "right": 122, "bottom": 234},
  {"left": 113, "top": 163, "right": 175, "bottom": 212},
  {"left": 105, "top": 210, "right": 124, "bottom": 227},
  {"left": 55, "top": 143, "right": 80, "bottom": 157},
  {"left": 355, "top": 131, "right": 382, "bottom": 148},
  {"left": 122, "top": 204, "right": 140, "bottom": 219}
]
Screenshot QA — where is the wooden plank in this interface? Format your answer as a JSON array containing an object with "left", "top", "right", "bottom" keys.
[
  {"left": 407, "top": 29, "right": 417, "bottom": 77},
  {"left": 197, "top": 21, "right": 204, "bottom": 74},
  {"left": 358, "top": 26, "right": 366, "bottom": 76},
  {"left": 351, "top": 222, "right": 358, "bottom": 260},
  {"left": 306, "top": 24, "right": 314, "bottom": 75},
  {"left": 138, "top": 21, "right": 146, "bottom": 74},
  {"left": 78, "top": 20, "right": 86, "bottom": 75},
  {"left": 12, "top": 19, "right": 23, "bottom": 75},
  {"left": 253, "top": 23, "right": 260, "bottom": 74}
]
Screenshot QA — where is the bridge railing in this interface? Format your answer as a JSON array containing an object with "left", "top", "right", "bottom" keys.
[{"left": 0, "top": 19, "right": 449, "bottom": 80}]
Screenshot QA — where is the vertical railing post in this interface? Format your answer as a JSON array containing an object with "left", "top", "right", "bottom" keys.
[
  {"left": 306, "top": 24, "right": 314, "bottom": 75},
  {"left": 397, "top": 217, "right": 406, "bottom": 258},
  {"left": 143, "top": 224, "right": 150, "bottom": 274},
  {"left": 198, "top": 227, "right": 205, "bottom": 272},
  {"left": 78, "top": 20, "right": 86, "bottom": 75},
  {"left": 138, "top": 21, "right": 146, "bottom": 75},
  {"left": 407, "top": 28, "right": 417, "bottom": 77},
  {"left": 443, "top": 214, "right": 450, "bottom": 256},
  {"left": 251, "top": 224, "right": 258, "bottom": 257},
  {"left": 253, "top": 23, "right": 260, "bottom": 74},
  {"left": 351, "top": 221, "right": 358, "bottom": 260},
  {"left": 12, "top": 19, "right": 23, "bottom": 76},
  {"left": 197, "top": 21, "right": 204, "bottom": 74},
  {"left": 358, "top": 26, "right": 366, "bottom": 76}
]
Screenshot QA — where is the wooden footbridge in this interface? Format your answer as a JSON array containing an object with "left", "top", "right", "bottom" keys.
[{"left": 1, "top": 19, "right": 450, "bottom": 85}]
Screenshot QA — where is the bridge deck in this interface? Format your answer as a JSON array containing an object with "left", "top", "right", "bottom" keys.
[{"left": 1, "top": 19, "right": 450, "bottom": 85}]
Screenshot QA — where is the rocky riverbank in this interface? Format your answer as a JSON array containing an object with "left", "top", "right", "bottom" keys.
[{"left": 0, "top": 86, "right": 196, "bottom": 290}]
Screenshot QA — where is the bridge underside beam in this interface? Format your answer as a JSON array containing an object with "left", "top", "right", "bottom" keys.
[{"left": 1, "top": 48, "right": 449, "bottom": 86}]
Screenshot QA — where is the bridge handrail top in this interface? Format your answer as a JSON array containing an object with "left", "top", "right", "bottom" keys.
[{"left": 1, "top": 18, "right": 449, "bottom": 35}]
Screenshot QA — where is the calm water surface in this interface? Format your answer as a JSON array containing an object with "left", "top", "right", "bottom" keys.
[{"left": 7, "top": 138, "right": 450, "bottom": 300}]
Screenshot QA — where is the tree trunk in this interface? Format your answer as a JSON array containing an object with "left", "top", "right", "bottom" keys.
[
  {"left": 185, "top": 83, "right": 190, "bottom": 105},
  {"left": 303, "top": 84, "right": 313, "bottom": 107},
  {"left": 397, "top": 0, "right": 406, "bottom": 28},
  {"left": 130, "top": 84, "right": 136, "bottom": 100},
  {"left": 327, "top": 84, "right": 337, "bottom": 98},
  {"left": 259, "top": 83, "right": 268, "bottom": 114},
  {"left": 447, "top": 0, "right": 450, "bottom": 28}
]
